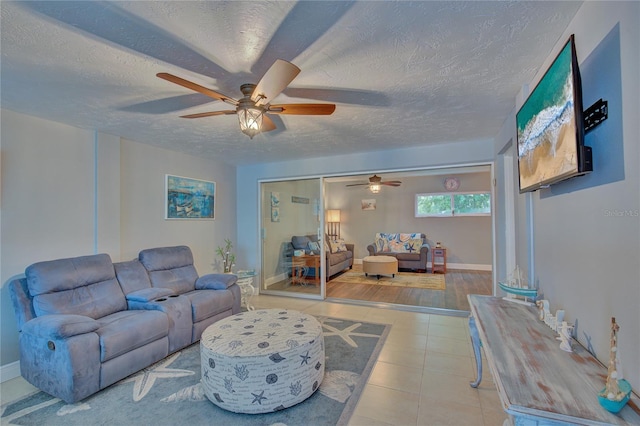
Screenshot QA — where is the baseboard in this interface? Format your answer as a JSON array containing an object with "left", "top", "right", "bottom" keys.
[
  {"left": 264, "top": 272, "right": 287, "bottom": 287},
  {"left": 430, "top": 262, "right": 492, "bottom": 271},
  {"left": 0, "top": 360, "right": 21, "bottom": 383},
  {"left": 356, "top": 259, "right": 491, "bottom": 271}
]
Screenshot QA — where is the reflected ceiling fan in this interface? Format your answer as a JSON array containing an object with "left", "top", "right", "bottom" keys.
[
  {"left": 346, "top": 175, "right": 402, "bottom": 193},
  {"left": 157, "top": 59, "right": 335, "bottom": 138}
]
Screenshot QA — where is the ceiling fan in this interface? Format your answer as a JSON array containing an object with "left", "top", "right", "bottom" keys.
[
  {"left": 157, "top": 59, "right": 336, "bottom": 139},
  {"left": 346, "top": 175, "right": 402, "bottom": 193}
]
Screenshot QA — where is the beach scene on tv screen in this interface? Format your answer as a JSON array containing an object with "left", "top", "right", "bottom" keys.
[{"left": 517, "top": 41, "right": 579, "bottom": 190}]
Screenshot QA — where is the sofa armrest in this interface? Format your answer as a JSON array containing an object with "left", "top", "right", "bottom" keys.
[
  {"left": 22, "top": 314, "right": 100, "bottom": 339},
  {"left": 126, "top": 287, "right": 175, "bottom": 302},
  {"left": 419, "top": 243, "right": 430, "bottom": 264},
  {"left": 367, "top": 244, "right": 377, "bottom": 255},
  {"left": 196, "top": 273, "right": 237, "bottom": 290},
  {"left": 346, "top": 243, "right": 355, "bottom": 253}
]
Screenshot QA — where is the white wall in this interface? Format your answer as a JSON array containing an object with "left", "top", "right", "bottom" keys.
[
  {"left": 494, "top": 2, "right": 640, "bottom": 390},
  {"left": 0, "top": 110, "right": 237, "bottom": 374}
]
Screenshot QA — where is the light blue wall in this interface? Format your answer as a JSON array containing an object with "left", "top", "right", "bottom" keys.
[{"left": 494, "top": 2, "right": 640, "bottom": 390}]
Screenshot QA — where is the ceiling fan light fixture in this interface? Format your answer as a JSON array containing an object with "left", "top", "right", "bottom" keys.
[
  {"left": 369, "top": 183, "right": 381, "bottom": 193},
  {"left": 237, "top": 105, "right": 264, "bottom": 139}
]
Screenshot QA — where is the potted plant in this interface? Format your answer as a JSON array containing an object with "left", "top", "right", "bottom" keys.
[{"left": 216, "top": 238, "right": 236, "bottom": 273}]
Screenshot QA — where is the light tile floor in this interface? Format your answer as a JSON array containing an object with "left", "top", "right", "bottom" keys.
[{"left": 0, "top": 294, "right": 508, "bottom": 426}]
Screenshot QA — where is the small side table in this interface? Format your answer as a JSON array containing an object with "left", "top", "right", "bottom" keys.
[
  {"left": 432, "top": 248, "right": 447, "bottom": 274},
  {"left": 292, "top": 254, "right": 320, "bottom": 286},
  {"left": 235, "top": 270, "right": 256, "bottom": 311}
]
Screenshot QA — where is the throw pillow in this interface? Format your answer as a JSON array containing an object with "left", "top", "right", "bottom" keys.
[
  {"left": 374, "top": 236, "right": 389, "bottom": 252},
  {"left": 324, "top": 240, "right": 331, "bottom": 253},
  {"left": 330, "top": 239, "right": 348, "bottom": 253},
  {"left": 308, "top": 241, "right": 320, "bottom": 253}
]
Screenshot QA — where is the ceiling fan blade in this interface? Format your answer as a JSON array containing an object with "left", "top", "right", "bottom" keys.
[
  {"left": 268, "top": 103, "right": 336, "bottom": 115},
  {"left": 157, "top": 73, "right": 238, "bottom": 106},
  {"left": 180, "top": 110, "right": 237, "bottom": 119},
  {"left": 261, "top": 114, "right": 277, "bottom": 132},
  {"left": 381, "top": 182, "right": 402, "bottom": 187},
  {"left": 345, "top": 183, "right": 370, "bottom": 187},
  {"left": 252, "top": 59, "right": 300, "bottom": 106}
]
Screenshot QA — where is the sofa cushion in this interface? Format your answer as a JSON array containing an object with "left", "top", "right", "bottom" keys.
[
  {"left": 139, "top": 246, "right": 199, "bottom": 294},
  {"left": 291, "top": 236, "right": 311, "bottom": 250},
  {"left": 26, "top": 254, "right": 127, "bottom": 319},
  {"left": 395, "top": 252, "right": 421, "bottom": 261},
  {"left": 328, "top": 251, "right": 352, "bottom": 266},
  {"left": 96, "top": 310, "right": 168, "bottom": 362},
  {"left": 114, "top": 260, "right": 152, "bottom": 295},
  {"left": 182, "top": 289, "right": 234, "bottom": 322}
]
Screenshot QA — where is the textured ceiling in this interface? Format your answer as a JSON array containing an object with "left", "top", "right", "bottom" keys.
[{"left": 1, "top": 1, "right": 582, "bottom": 165}]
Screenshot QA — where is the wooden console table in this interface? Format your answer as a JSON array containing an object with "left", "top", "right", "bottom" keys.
[{"left": 468, "top": 295, "right": 640, "bottom": 425}]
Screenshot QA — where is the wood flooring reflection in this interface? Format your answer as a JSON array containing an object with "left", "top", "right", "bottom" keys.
[{"left": 265, "top": 267, "right": 493, "bottom": 311}]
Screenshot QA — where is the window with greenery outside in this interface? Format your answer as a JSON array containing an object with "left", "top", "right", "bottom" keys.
[{"left": 416, "top": 192, "right": 491, "bottom": 217}]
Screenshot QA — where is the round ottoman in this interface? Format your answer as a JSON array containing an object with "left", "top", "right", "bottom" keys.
[
  {"left": 200, "top": 309, "right": 324, "bottom": 414},
  {"left": 363, "top": 255, "right": 398, "bottom": 279}
]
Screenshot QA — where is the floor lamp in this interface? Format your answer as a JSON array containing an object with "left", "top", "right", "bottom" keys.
[{"left": 326, "top": 209, "right": 341, "bottom": 240}]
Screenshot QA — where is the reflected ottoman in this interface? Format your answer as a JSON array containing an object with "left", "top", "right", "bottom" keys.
[{"left": 200, "top": 309, "right": 324, "bottom": 413}]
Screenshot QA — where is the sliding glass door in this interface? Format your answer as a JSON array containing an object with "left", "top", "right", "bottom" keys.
[{"left": 260, "top": 178, "right": 324, "bottom": 298}]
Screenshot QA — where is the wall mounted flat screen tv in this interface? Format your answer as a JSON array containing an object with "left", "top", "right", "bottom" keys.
[{"left": 517, "top": 35, "right": 591, "bottom": 193}]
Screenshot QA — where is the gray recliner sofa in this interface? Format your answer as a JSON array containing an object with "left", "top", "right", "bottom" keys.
[{"left": 9, "top": 245, "right": 240, "bottom": 403}]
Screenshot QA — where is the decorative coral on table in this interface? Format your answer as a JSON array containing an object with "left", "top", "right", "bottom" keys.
[{"left": 598, "top": 317, "right": 632, "bottom": 413}]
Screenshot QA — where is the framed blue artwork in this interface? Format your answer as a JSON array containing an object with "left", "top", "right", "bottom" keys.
[{"left": 165, "top": 174, "right": 215, "bottom": 219}]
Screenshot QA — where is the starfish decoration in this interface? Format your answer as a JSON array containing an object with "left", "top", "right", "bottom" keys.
[
  {"left": 321, "top": 320, "right": 380, "bottom": 348},
  {"left": 251, "top": 390, "right": 267, "bottom": 405},
  {"left": 207, "top": 334, "right": 223, "bottom": 344},
  {"left": 121, "top": 352, "right": 194, "bottom": 401},
  {"left": 300, "top": 351, "right": 311, "bottom": 365},
  {"left": 265, "top": 332, "right": 277, "bottom": 338}
]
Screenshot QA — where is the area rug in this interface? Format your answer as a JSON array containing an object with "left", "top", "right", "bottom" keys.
[
  {"left": 1, "top": 316, "right": 390, "bottom": 426},
  {"left": 333, "top": 267, "right": 445, "bottom": 290}
]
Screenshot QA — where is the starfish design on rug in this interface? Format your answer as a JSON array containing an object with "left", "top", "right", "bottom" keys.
[
  {"left": 320, "top": 320, "right": 380, "bottom": 348},
  {"left": 251, "top": 390, "right": 267, "bottom": 405},
  {"left": 121, "top": 351, "right": 195, "bottom": 401}
]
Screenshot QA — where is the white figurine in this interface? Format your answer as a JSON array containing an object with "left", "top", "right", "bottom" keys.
[
  {"left": 555, "top": 310, "right": 565, "bottom": 332},
  {"left": 558, "top": 321, "right": 574, "bottom": 352},
  {"left": 537, "top": 300, "right": 550, "bottom": 321}
]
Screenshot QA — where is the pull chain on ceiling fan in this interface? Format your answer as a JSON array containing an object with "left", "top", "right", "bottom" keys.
[{"left": 157, "top": 59, "right": 336, "bottom": 138}]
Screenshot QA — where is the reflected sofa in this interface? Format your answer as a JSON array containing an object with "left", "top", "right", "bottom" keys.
[
  {"left": 9, "top": 245, "right": 240, "bottom": 403},
  {"left": 366, "top": 233, "right": 430, "bottom": 272},
  {"left": 289, "top": 235, "right": 354, "bottom": 279}
]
